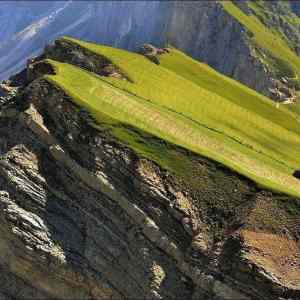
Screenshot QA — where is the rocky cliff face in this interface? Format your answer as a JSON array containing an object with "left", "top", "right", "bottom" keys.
[
  {"left": 166, "top": 2, "right": 271, "bottom": 97},
  {"left": 248, "top": 1, "right": 300, "bottom": 56},
  {"left": 167, "top": 1, "right": 300, "bottom": 101},
  {"left": 0, "top": 39, "right": 299, "bottom": 300}
]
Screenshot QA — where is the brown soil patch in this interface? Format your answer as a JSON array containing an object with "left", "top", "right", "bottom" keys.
[{"left": 241, "top": 230, "right": 300, "bottom": 289}]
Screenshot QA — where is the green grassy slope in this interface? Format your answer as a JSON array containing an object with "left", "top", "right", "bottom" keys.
[
  {"left": 221, "top": 2, "right": 300, "bottom": 80},
  {"left": 44, "top": 37, "right": 300, "bottom": 198},
  {"left": 246, "top": 1, "right": 300, "bottom": 54},
  {"left": 60, "top": 38, "right": 300, "bottom": 168},
  {"left": 287, "top": 101, "right": 300, "bottom": 117},
  {"left": 159, "top": 48, "right": 300, "bottom": 133}
]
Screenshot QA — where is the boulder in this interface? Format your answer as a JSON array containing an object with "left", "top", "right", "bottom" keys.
[
  {"left": 0, "top": 83, "right": 14, "bottom": 94},
  {"left": 138, "top": 44, "right": 162, "bottom": 65},
  {"left": 0, "top": 83, "right": 17, "bottom": 99},
  {"left": 278, "top": 86, "right": 293, "bottom": 98},
  {"left": 138, "top": 44, "right": 170, "bottom": 65},
  {"left": 269, "top": 88, "right": 285, "bottom": 101},
  {"left": 139, "top": 43, "right": 157, "bottom": 56},
  {"left": 157, "top": 48, "right": 165, "bottom": 55},
  {"left": 281, "top": 77, "right": 288, "bottom": 84},
  {"left": 100, "top": 64, "right": 122, "bottom": 78},
  {"left": 292, "top": 170, "right": 300, "bottom": 179}
]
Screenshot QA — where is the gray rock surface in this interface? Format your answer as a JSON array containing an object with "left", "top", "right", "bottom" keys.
[{"left": 166, "top": 1, "right": 271, "bottom": 95}]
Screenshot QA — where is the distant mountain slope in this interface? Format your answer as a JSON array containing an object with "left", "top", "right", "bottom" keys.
[
  {"left": 1, "top": 1, "right": 300, "bottom": 101},
  {"left": 0, "top": 1, "right": 169, "bottom": 81},
  {"left": 167, "top": 1, "right": 300, "bottom": 101},
  {"left": 0, "top": 1, "right": 61, "bottom": 41}
]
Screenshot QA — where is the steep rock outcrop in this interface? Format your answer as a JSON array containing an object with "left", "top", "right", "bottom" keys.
[
  {"left": 166, "top": 1, "right": 300, "bottom": 101},
  {"left": 167, "top": 2, "right": 271, "bottom": 96},
  {"left": 44, "top": 39, "right": 130, "bottom": 81}
]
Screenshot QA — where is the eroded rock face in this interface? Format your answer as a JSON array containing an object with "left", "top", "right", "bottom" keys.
[
  {"left": 0, "top": 86, "right": 193, "bottom": 299},
  {"left": 0, "top": 49, "right": 299, "bottom": 299},
  {"left": 0, "top": 83, "right": 18, "bottom": 106},
  {"left": 44, "top": 39, "right": 130, "bottom": 81},
  {"left": 166, "top": 1, "right": 299, "bottom": 101}
]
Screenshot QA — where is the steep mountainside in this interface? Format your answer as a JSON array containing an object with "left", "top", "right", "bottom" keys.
[
  {"left": 167, "top": 1, "right": 300, "bottom": 101},
  {"left": 0, "top": 1, "right": 61, "bottom": 41},
  {"left": 1, "top": 1, "right": 300, "bottom": 102},
  {"left": 0, "top": 37, "right": 299, "bottom": 300}
]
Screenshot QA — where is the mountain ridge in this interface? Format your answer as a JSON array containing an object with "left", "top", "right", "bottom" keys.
[
  {"left": 0, "top": 36, "right": 299, "bottom": 299},
  {"left": 0, "top": 2, "right": 300, "bottom": 299}
]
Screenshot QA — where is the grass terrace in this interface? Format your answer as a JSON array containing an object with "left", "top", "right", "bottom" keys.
[{"left": 43, "top": 37, "right": 300, "bottom": 198}]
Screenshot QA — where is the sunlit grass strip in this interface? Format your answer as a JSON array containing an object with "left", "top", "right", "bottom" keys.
[
  {"left": 59, "top": 38, "right": 300, "bottom": 172},
  {"left": 159, "top": 48, "right": 300, "bottom": 131},
  {"left": 45, "top": 61, "right": 300, "bottom": 198}
]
